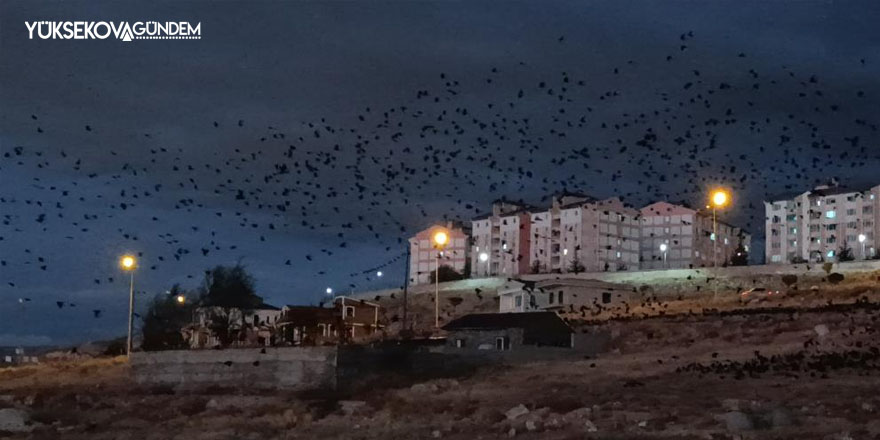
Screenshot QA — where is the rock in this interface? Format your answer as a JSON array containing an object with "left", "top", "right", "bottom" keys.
[
  {"left": 814, "top": 324, "right": 830, "bottom": 338},
  {"left": 431, "top": 429, "right": 441, "bottom": 438},
  {"left": 338, "top": 400, "right": 368, "bottom": 415},
  {"left": 564, "top": 407, "right": 593, "bottom": 422},
  {"left": 770, "top": 407, "right": 793, "bottom": 428},
  {"left": 525, "top": 420, "right": 538, "bottom": 431},
  {"left": 0, "top": 408, "right": 32, "bottom": 432},
  {"left": 861, "top": 402, "right": 875, "bottom": 412},
  {"left": 584, "top": 420, "right": 598, "bottom": 432},
  {"left": 410, "top": 383, "right": 439, "bottom": 393},
  {"left": 507, "top": 427, "right": 516, "bottom": 437},
  {"left": 866, "top": 419, "right": 880, "bottom": 436},
  {"left": 543, "top": 414, "right": 564, "bottom": 430},
  {"left": 638, "top": 420, "right": 648, "bottom": 428},
  {"left": 505, "top": 404, "right": 529, "bottom": 421},
  {"left": 720, "top": 411, "right": 753, "bottom": 432},
  {"left": 721, "top": 399, "right": 741, "bottom": 411}
]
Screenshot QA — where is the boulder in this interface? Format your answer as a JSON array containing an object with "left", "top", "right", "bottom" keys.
[
  {"left": 584, "top": 420, "right": 598, "bottom": 432},
  {"left": 720, "top": 411, "right": 753, "bottom": 431},
  {"left": 505, "top": 404, "right": 530, "bottom": 421},
  {"left": 338, "top": 400, "right": 368, "bottom": 416},
  {"left": 814, "top": 324, "right": 830, "bottom": 338},
  {"left": 0, "top": 408, "right": 32, "bottom": 433}
]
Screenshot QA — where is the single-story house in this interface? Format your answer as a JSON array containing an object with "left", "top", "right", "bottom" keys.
[
  {"left": 442, "top": 311, "right": 573, "bottom": 351},
  {"left": 498, "top": 278, "right": 632, "bottom": 314}
]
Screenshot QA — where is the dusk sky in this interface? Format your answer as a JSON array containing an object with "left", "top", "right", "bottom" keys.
[{"left": 1, "top": 1, "right": 879, "bottom": 346}]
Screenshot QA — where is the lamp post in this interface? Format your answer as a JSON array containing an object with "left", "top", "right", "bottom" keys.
[
  {"left": 119, "top": 255, "right": 137, "bottom": 359},
  {"left": 710, "top": 189, "right": 730, "bottom": 269},
  {"left": 858, "top": 233, "right": 867, "bottom": 259},
  {"left": 709, "top": 190, "right": 730, "bottom": 301},
  {"left": 659, "top": 243, "right": 668, "bottom": 268},
  {"left": 432, "top": 229, "right": 449, "bottom": 328}
]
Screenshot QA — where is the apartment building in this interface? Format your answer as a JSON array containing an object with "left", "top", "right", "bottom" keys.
[
  {"left": 640, "top": 201, "right": 751, "bottom": 269},
  {"left": 529, "top": 193, "right": 641, "bottom": 273},
  {"left": 408, "top": 222, "right": 470, "bottom": 285},
  {"left": 471, "top": 200, "right": 537, "bottom": 277},
  {"left": 765, "top": 183, "right": 879, "bottom": 263}
]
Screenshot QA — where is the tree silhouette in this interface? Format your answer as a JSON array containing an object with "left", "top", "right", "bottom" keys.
[{"left": 142, "top": 284, "right": 194, "bottom": 351}]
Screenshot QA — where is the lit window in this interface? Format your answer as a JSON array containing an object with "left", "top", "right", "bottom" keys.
[
  {"left": 710, "top": 233, "right": 716, "bottom": 241},
  {"left": 827, "top": 250, "right": 835, "bottom": 258},
  {"left": 563, "top": 248, "right": 568, "bottom": 255},
  {"left": 826, "top": 210, "right": 836, "bottom": 219},
  {"left": 616, "top": 251, "right": 622, "bottom": 258}
]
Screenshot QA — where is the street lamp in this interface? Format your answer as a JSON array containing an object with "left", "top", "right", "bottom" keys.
[
  {"left": 859, "top": 234, "right": 867, "bottom": 259},
  {"left": 479, "top": 252, "right": 489, "bottom": 262},
  {"left": 119, "top": 254, "right": 137, "bottom": 359},
  {"left": 376, "top": 271, "right": 383, "bottom": 278},
  {"left": 710, "top": 189, "right": 730, "bottom": 269},
  {"left": 432, "top": 228, "right": 450, "bottom": 328},
  {"left": 175, "top": 294, "right": 186, "bottom": 305},
  {"left": 325, "top": 287, "right": 333, "bottom": 295},
  {"left": 659, "top": 243, "right": 668, "bottom": 268}
]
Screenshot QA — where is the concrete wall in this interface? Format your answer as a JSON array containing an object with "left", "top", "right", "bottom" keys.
[{"left": 131, "top": 346, "right": 337, "bottom": 390}]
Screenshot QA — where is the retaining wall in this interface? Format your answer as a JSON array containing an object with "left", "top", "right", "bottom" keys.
[{"left": 131, "top": 346, "right": 337, "bottom": 390}]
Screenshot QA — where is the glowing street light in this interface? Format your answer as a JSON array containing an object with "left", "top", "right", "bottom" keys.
[
  {"left": 659, "top": 243, "right": 668, "bottom": 268},
  {"left": 431, "top": 227, "right": 450, "bottom": 328},
  {"left": 119, "top": 254, "right": 137, "bottom": 359},
  {"left": 709, "top": 189, "right": 731, "bottom": 269},
  {"left": 859, "top": 233, "right": 867, "bottom": 259},
  {"left": 479, "top": 252, "right": 489, "bottom": 262},
  {"left": 325, "top": 287, "right": 333, "bottom": 295},
  {"left": 376, "top": 271, "right": 383, "bottom": 278},
  {"left": 175, "top": 294, "right": 186, "bottom": 305}
]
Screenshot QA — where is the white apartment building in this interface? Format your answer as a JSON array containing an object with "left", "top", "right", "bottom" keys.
[
  {"left": 408, "top": 222, "right": 470, "bottom": 285},
  {"left": 471, "top": 200, "right": 536, "bottom": 277},
  {"left": 640, "top": 201, "right": 751, "bottom": 269},
  {"left": 765, "top": 183, "right": 880, "bottom": 263},
  {"left": 530, "top": 193, "right": 640, "bottom": 273}
]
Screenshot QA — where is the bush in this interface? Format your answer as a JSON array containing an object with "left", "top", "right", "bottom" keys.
[{"left": 781, "top": 274, "right": 798, "bottom": 287}]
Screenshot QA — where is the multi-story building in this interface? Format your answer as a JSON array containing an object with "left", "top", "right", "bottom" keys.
[
  {"left": 471, "top": 200, "right": 537, "bottom": 277},
  {"left": 408, "top": 222, "right": 470, "bottom": 285},
  {"left": 529, "top": 193, "right": 640, "bottom": 273},
  {"left": 640, "top": 201, "right": 750, "bottom": 269},
  {"left": 765, "top": 182, "right": 879, "bottom": 263}
]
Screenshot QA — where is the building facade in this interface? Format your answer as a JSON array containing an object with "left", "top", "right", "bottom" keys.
[
  {"left": 530, "top": 194, "right": 640, "bottom": 273},
  {"left": 471, "top": 200, "right": 536, "bottom": 277},
  {"left": 765, "top": 183, "right": 879, "bottom": 263},
  {"left": 640, "top": 201, "right": 750, "bottom": 269},
  {"left": 497, "top": 278, "right": 632, "bottom": 314},
  {"left": 409, "top": 222, "right": 470, "bottom": 285}
]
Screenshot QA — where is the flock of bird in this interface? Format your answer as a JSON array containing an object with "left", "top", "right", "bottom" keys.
[{"left": 1, "top": 30, "right": 878, "bottom": 329}]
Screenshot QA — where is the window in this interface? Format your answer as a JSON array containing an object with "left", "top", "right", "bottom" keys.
[
  {"left": 455, "top": 339, "right": 466, "bottom": 348},
  {"left": 344, "top": 306, "right": 355, "bottom": 318},
  {"left": 514, "top": 295, "right": 522, "bottom": 308},
  {"left": 771, "top": 255, "right": 782, "bottom": 262},
  {"left": 847, "top": 209, "right": 856, "bottom": 216},
  {"left": 548, "top": 292, "right": 554, "bottom": 304},
  {"left": 558, "top": 291, "right": 564, "bottom": 304},
  {"left": 495, "top": 336, "right": 510, "bottom": 351},
  {"left": 826, "top": 210, "right": 836, "bottom": 219},
  {"left": 827, "top": 250, "right": 835, "bottom": 258}
]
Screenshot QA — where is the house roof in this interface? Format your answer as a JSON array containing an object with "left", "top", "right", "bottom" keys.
[{"left": 442, "top": 312, "right": 572, "bottom": 334}]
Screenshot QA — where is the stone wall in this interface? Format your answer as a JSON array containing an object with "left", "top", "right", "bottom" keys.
[{"left": 131, "top": 346, "right": 337, "bottom": 390}]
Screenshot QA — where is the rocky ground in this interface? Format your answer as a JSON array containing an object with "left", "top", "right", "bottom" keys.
[{"left": 2, "top": 269, "right": 879, "bottom": 439}]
